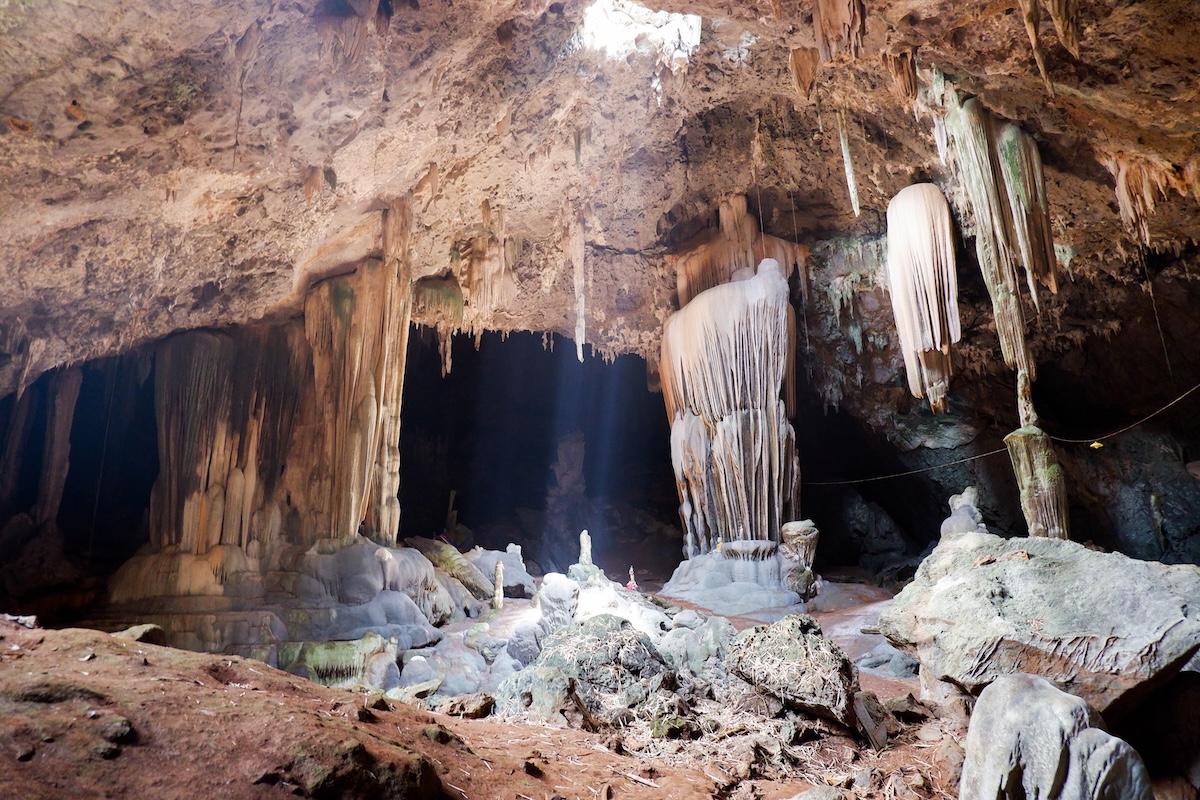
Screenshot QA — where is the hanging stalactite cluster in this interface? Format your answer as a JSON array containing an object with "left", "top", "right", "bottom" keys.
[
  {"left": 662, "top": 197, "right": 803, "bottom": 557},
  {"left": 883, "top": 183, "right": 960, "bottom": 412},
  {"left": 942, "top": 93, "right": 1069, "bottom": 539}
]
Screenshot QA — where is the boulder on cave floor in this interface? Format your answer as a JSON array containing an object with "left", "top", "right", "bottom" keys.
[
  {"left": 726, "top": 614, "right": 858, "bottom": 726},
  {"left": 878, "top": 529, "right": 1200, "bottom": 715},
  {"left": 960, "top": 673, "right": 1152, "bottom": 800}
]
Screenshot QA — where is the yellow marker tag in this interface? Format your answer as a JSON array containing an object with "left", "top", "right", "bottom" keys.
[{"left": 1090, "top": 441, "right": 1104, "bottom": 449}]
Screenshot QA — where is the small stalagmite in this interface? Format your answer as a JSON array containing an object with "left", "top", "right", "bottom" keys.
[
  {"left": 884, "top": 183, "right": 961, "bottom": 412},
  {"left": 1005, "top": 372, "right": 1069, "bottom": 539}
]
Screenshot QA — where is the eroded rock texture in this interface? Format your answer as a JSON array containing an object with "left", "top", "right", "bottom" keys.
[{"left": 879, "top": 529, "right": 1200, "bottom": 715}]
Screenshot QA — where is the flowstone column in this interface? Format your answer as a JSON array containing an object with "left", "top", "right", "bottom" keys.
[{"left": 661, "top": 205, "right": 802, "bottom": 558}]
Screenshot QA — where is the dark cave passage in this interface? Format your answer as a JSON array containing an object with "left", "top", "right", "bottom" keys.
[
  {"left": 58, "top": 355, "right": 159, "bottom": 571},
  {"left": 400, "top": 328, "right": 681, "bottom": 575}
]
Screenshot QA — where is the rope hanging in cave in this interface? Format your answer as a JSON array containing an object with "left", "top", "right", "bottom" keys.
[{"left": 805, "top": 379, "right": 1200, "bottom": 486}]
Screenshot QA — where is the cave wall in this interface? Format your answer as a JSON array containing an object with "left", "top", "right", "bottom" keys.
[{"left": 0, "top": 0, "right": 1199, "bottom": 606}]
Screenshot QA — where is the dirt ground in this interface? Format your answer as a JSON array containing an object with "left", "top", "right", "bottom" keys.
[{"left": 0, "top": 603, "right": 961, "bottom": 800}]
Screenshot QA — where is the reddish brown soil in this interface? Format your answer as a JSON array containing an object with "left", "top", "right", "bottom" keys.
[{"left": 0, "top": 617, "right": 958, "bottom": 799}]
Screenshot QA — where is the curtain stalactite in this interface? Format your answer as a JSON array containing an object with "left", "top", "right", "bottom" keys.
[
  {"left": 883, "top": 183, "right": 960, "bottom": 412},
  {"left": 33, "top": 367, "right": 83, "bottom": 527}
]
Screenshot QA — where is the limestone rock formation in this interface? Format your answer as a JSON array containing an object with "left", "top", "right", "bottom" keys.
[
  {"left": 662, "top": 258, "right": 800, "bottom": 556},
  {"left": 960, "top": 673, "right": 1153, "bottom": 800},
  {"left": 879, "top": 530, "right": 1200, "bottom": 715},
  {"left": 726, "top": 613, "right": 858, "bottom": 726}
]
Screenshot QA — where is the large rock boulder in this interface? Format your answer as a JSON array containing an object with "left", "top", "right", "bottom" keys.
[
  {"left": 960, "top": 673, "right": 1153, "bottom": 800},
  {"left": 879, "top": 530, "right": 1200, "bottom": 715},
  {"left": 726, "top": 614, "right": 857, "bottom": 726}
]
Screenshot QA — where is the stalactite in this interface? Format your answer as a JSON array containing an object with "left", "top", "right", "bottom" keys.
[
  {"left": 151, "top": 326, "right": 309, "bottom": 554},
  {"left": 811, "top": 0, "right": 866, "bottom": 62},
  {"left": 456, "top": 203, "right": 519, "bottom": 324},
  {"left": 569, "top": 211, "right": 587, "bottom": 362},
  {"left": 884, "top": 183, "right": 960, "bottom": 412},
  {"left": 671, "top": 195, "right": 808, "bottom": 309},
  {"left": 413, "top": 276, "right": 464, "bottom": 376},
  {"left": 1005, "top": 372, "right": 1069, "bottom": 538},
  {"left": 881, "top": 48, "right": 918, "bottom": 107},
  {"left": 1045, "top": 0, "right": 1080, "bottom": 59},
  {"left": 317, "top": 0, "right": 381, "bottom": 67},
  {"left": 0, "top": 381, "right": 36, "bottom": 517},
  {"left": 152, "top": 332, "right": 236, "bottom": 553},
  {"left": 1016, "top": 0, "right": 1054, "bottom": 96},
  {"left": 661, "top": 263, "right": 800, "bottom": 556},
  {"left": 997, "top": 123, "right": 1059, "bottom": 305},
  {"left": 788, "top": 47, "right": 821, "bottom": 102},
  {"left": 944, "top": 94, "right": 1032, "bottom": 377},
  {"left": 837, "top": 110, "right": 861, "bottom": 218},
  {"left": 32, "top": 367, "right": 83, "bottom": 527},
  {"left": 1097, "top": 149, "right": 1180, "bottom": 246}
]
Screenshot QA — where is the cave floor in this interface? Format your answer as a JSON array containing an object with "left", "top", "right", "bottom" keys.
[{"left": 1, "top": 578, "right": 944, "bottom": 800}]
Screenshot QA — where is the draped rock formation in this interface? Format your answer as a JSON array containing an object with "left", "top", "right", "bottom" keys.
[
  {"left": 670, "top": 195, "right": 809, "bottom": 310},
  {"left": 662, "top": 248, "right": 800, "bottom": 558},
  {"left": 884, "top": 183, "right": 960, "bottom": 412},
  {"left": 102, "top": 201, "right": 422, "bottom": 656}
]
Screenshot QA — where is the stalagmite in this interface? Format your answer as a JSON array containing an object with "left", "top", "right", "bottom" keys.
[
  {"left": 661, "top": 261, "right": 800, "bottom": 556},
  {"left": 1005, "top": 372, "right": 1069, "bottom": 538},
  {"left": 884, "top": 183, "right": 960, "bottom": 412}
]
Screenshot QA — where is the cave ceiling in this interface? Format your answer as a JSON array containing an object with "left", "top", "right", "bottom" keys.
[{"left": 1, "top": 0, "right": 1198, "bottom": 425}]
